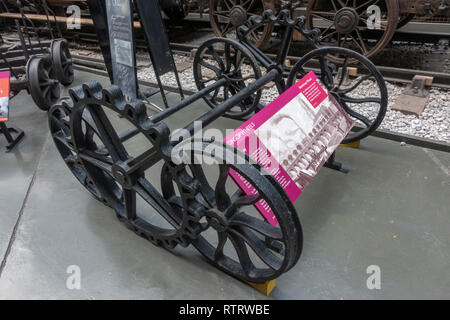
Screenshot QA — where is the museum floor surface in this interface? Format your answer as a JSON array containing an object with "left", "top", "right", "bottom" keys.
[{"left": 1, "top": 71, "right": 449, "bottom": 299}]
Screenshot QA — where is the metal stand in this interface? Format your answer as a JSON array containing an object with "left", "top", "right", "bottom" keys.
[
  {"left": 0, "top": 121, "right": 24, "bottom": 152},
  {"left": 324, "top": 152, "right": 349, "bottom": 174}
]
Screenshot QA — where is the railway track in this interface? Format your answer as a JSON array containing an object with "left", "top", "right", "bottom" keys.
[
  {"left": 2, "top": 29, "right": 449, "bottom": 89},
  {"left": 70, "top": 53, "right": 450, "bottom": 154},
  {"left": 69, "top": 42, "right": 450, "bottom": 90}
]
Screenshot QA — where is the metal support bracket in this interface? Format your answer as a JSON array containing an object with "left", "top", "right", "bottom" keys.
[
  {"left": 0, "top": 121, "right": 25, "bottom": 152},
  {"left": 324, "top": 152, "right": 349, "bottom": 174},
  {"left": 404, "top": 75, "right": 430, "bottom": 98}
]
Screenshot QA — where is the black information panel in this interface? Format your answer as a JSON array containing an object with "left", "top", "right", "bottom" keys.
[
  {"left": 105, "top": 0, "right": 137, "bottom": 101},
  {"left": 86, "top": 0, "right": 113, "bottom": 82},
  {"left": 134, "top": 0, "right": 175, "bottom": 76}
]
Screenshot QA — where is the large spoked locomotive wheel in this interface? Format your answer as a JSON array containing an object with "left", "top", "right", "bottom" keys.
[
  {"left": 27, "top": 56, "right": 61, "bottom": 111},
  {"left": 306, "top": 0, "right": 399, "bottom": 62},
  {"left": 193, "top": 38, "right": 262, "bottom": 119},
  {"left": 287, "top": 47, "right": 388, "bottom": 143},
  {"left": 209, "top": 0, "right": 275, "bottom": 49},
  {"left": 51, "top": 39, "right": 74, "bottom": 86},
  {"left": 166, "top": 141, "right": 303, "bottom": 283}
]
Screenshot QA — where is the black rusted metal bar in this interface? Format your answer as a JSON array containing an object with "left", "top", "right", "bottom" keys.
[
  {"left": 150, "top": 78, "right": 227, "bottom": 123},
  {"left": 183, "top": 69, "right": 279, "bottom": 135}
]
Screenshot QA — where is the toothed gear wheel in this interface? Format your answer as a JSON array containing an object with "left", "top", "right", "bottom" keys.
[
  {"left": 49, "top": 82, "right": 304, "bottom": 283},
  {"left": 48, "top": 81, "right": 205, "bottom": 249}
]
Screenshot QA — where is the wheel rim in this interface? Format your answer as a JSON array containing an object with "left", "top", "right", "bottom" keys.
[
  {"left": 166, "top": 141, "right": 303, "bottom": 283},
  {"left": 287, "top": 47, "right": 388, "bottom": 143},
  {"left": 193, "top": 38, "right": 262, "bottom": 119},
  {"left": 27, "top": 56, "right": 60, "bottom": 111},
  {"left": 52, "top": 39, "right": 74, "bottom": 86},
  {"left": 306, "top": 0, "right": 399, "bottom": 62},
  {"left": 209, "top": 0, "right": 274, "bottom": 49}
]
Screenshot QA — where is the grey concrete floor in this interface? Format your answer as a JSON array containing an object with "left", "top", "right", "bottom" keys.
[{"left": 0, "top": 70, "right": 449, "bottom": 299}]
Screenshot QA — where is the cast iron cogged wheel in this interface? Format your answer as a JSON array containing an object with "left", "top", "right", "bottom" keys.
[
  {"left": 51, "top": 39, "right": 74, "bottom": 86},
  {"left": 287, "top": 47, "right": 388, "bottom": 144},
  {"left": 49, "top": 82, "right": 303, "bottom": 283},
  {"left": 48, "top": 81, "right": 203, "bottom": 249},
  {"left": 193, "top": 38, "right": 262, "bottom": 120},
  {"left": 27, "top": 56, "right": 60, "bottom": 111}
]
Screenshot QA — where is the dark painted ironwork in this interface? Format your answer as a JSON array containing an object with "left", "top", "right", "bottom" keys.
[
  {"left": 49, "top": 8, "right": 389, "bottom": 283},
  {"left": 0, "top": 0, "right": 74, "bottom": 110},
  {"left": 0, "top": 121, "right": 25, "bottom": 152}
]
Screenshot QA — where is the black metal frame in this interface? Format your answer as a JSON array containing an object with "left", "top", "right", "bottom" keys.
[
  {"left": 86, "top": 0, "right": 184, "bottom": 109},
  {"left": 0, "top": 121, "right": 24, "bottom": 152},
  {"left": 48, "top": 6, "right": 389, "bottom": 283}
]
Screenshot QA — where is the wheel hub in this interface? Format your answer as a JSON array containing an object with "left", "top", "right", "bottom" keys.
[
  {"left": 334, "top": 7, "right": 360, "bottom": 34},
  {"left": 230, "top": 6, "right": 247, "bottom": 27},
  {"left": 112, "top": 163, "right": 135, "bottom": 189},
  {"left": 207, "top": 211, "right": 228, "bottom": 232}
]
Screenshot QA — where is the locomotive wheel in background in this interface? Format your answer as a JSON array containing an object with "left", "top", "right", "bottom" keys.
[
  {"left": 209, "top": 0, "right": 275, "bottom": 49},
  {"left": 397, "top": 13, "right": 415, "bottom": 29},
  {"left": 306, "top": 0, "right": 399, "bottom": 62},
  {"left": 51, "top": 39, "right": 74, "bottom": 86},
  {"left": 27, "top": 56, "right": 60, "bottom": 111},
  {"left": 287, "top": 47, "right": 388, "bottom": 144}
]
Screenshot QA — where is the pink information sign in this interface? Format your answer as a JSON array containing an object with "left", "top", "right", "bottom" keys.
[
  {"left": 224, "top": 72, "right": 354, "bottom": 226},
  {"left": 0, "top": 71, "right": 10, "bottom": 122}
]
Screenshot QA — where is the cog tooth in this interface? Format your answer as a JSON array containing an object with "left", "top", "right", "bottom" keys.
[
  {"left": 249, "top": 15, "right": 262, "bottom": 26},
  {"left": 125, "top": 100, "right": 148, "bottom": 123},
  {"left": 237, "top": 26, "right": 248, "bottom": 37},
  {"left": 62, "top": 115, "right": 71, "bottom": 125},
  {"left": 61, "top": 98, "right": 73, "bottom": 109},
  {"left": 82, "top": 81, "right": 103, "bottom": 100},
  {"left": 262, "top": 9, "right": 273, "bottom": 20},
  {"left": 102, "top": 86, "right": 126, "bottom": 109},
  {"left": 69, "top": 85, "right": 85, "bottom": 103}
]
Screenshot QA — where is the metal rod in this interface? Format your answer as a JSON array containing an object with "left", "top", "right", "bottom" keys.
[
  {"left": 182, "top": 69, "right": 279, "bottom": 136},
  {"left": 150, "top": 77, "right": 227, "bottom": 123},
  {"left": 116, "top": 78, "right": 228, "bottom": 144}
]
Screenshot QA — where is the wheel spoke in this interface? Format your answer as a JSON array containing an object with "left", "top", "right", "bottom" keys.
[
  {"left": 341, "top": 95, "right": 381, "bottom": 104},
  {"left": 337, "top": 99, "right": 372, "bottom": 127},
  {"left": 225, "top": 192, "right": 261, "bottom": 218},
  {"left": 221, "top": 22, "right": 234, "bottom": 36},
  {"left": 209, "top": 46, "right": 225, "bottom": 71},
  {"left": 124, "top": 189, "right": 136, "bottom": 220},
  {"left": 229, "top": 212, "right": 283, "bottom": 240},
  {"left": 229, "top": 227, "right": 283, "bottom": 270},
  {"left": 86, "top": 105, "right": 129, "bottom": 162},
  {"left": 356, "top": 0, "right": 380, "bottom": 11},
  {"left": 78, "top": 150, "right": 114, "bottom": 174},
  {"left": 318, "top": 56, "right": 334, "bottom": 88},
  {"left": 336, "top": 56, "right": 349, "bottom": 90},
  {"left": 215, "top": 164, "right": 231, "bottom": 211},
  {"left": 214, "top": 232, "right": 228, "bottom": 261},
  {"left": 224, "top": 42, "right": 232, "bottom": 72},
  {"left": 338, "top": 74, "right": 372, "bottom": 94},
  {"left": 134, "top": 177, "right": 182, "bottom": 227},
  {"left": 228, "top": 233, "right": 254, "bottom": 276},
  {"left": 199, "top": 60, "right": 220, "bottom": 74},
  {"left": 52, "top": 130, "right": 74, "bottom": 151}
]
